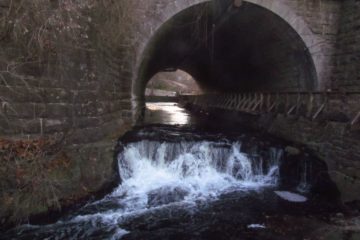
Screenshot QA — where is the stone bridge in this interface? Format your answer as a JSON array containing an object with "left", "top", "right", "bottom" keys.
[
  {"left": 0, "top": 0, "right": 349, "bottom": 139},
  {"left": 0, "top": 0, "right": 359, "bottom": 222}
]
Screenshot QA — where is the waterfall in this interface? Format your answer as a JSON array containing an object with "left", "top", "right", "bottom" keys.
[
  {"left": 0, "top": 124, "right": 338, "bottom": 240},
  {"left": 114, "top": 140, "right": 281, "bottom": 209},
  {"left": 2, "top": 137, "right": 286, "bottom": 240}
]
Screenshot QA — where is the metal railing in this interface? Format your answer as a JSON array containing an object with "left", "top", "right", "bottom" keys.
[{"left": 180, "top": 92, "right": 360, "bottom": 126}]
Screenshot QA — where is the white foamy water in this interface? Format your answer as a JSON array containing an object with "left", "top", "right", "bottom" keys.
[
  {"left": 4, "top": 140, "right": 282, "bottom": 240},
  {"left": 72, "top": 141, "right": 281, "bottom": 226},
  {"left": 247, "top": 224, "right": 266, "bottom": 229},
  {"left": 112, "top": 140, "right": 281, "bottom": 211}
]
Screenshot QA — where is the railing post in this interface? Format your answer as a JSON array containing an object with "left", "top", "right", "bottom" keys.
[
  {"left": 307, "top": 92, "right": 314, "bottom": 118},
  {"left": 286, "top": 93, "right": 291, "bottom": 115},
  {"left": 184, "top": 91, "right": 358, "bottom": 125},
  {"left": 296, "top": 93, "right": 301, "bottom": 115},
  {"left": 312, "top": 92, "right": 327, "bottom": 120},
  {"left": 351, "top": 111, "right": 360, "bottom": 125},
  {"left": 266, "top": 93, "right": 271, "bottom": 112}
]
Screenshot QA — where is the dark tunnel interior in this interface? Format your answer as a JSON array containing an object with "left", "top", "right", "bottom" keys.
[{"left": 135, "top": 1, "right": 318, "bottom": 98}]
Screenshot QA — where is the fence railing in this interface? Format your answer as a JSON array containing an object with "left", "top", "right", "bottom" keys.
[{"left": 179, "top": 92, "right": 360, "bottom": 126}]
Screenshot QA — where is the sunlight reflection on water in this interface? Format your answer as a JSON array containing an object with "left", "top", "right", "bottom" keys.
[{"left": 145, "top": 102, "right": 190, "bottom": 125}]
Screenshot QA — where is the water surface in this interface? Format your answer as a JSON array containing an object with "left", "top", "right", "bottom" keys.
[{"left": 1, "top": 103, "right": 341, "bottom": 240}]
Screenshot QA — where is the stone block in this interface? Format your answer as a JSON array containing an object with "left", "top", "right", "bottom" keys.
[
  {"left": 2, "top": 103, "right": 35, "bottom": 118},
  {"left": 43, "top": 118, "right": 71, "bottom": 134},
  {"left": 73, "top": 116, "right": 101, "bottom": 129},
  {"left": 35, "top": 103, "right": 71, "bottom": 118}
]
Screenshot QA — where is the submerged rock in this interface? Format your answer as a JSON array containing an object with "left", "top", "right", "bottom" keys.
[
  {"left": 274, "top": 191, "right": 307, "bottom": 203},
  {"left": 148, "top": 186, "right": 189, "bottom": 207},
  {"left": 285, "top": 146, "right": 301, "bottom": 156}
]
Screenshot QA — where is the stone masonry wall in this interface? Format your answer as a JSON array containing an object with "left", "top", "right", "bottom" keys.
[
  {"left": 0, "top": 1, "right": 134, "bottom": 223},
  {"left": 0, "top": 0, "right": 356, "bottom": 224},
  {"left": 334, "top": 0, "right": 360, "bottom": 91},
  {"left": 268, "top": 115, "right": 360, "bottom": 203},
  {"left": 0, "top": 5, "right": 132, "bottom": 141},
  {"left": 283, "top": 0, "right": 342, "bottom": 90}
]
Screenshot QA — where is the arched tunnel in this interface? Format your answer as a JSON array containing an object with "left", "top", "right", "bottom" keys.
[
  {"left": 134, "top": 1, "right": 318, "bottom": 102},
  {"left": 2, "top": 1, "right": 360, "bottom": 237}
]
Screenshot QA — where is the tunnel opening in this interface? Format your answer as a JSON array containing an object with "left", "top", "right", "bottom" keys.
[
  {"left": 135, "top": 0, "right": 318, "bottom": 105},
  {"left": 143, "top": 70, "right": 200, "bottom": 125},
  {"left": 145, "top": 70, "right": 202, "bottom": 98}
]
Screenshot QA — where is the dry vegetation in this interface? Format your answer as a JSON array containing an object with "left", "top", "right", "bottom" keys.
[
  {"left": 0, "top": 136, "right": 69, "bottom": 222},
  {"left": 0, "top": 0, "right": 95, "bottom": 59}
]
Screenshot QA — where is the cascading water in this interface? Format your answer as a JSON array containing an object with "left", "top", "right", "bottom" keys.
[
  {"left": 1, "top": 117, "right": 342, "bottom": 240},
  {"left": 1, "top": 134, "right": 284, "bottom": 240},
  {"left": 115, "top": 140, "right": 281, "bottom": 210}
]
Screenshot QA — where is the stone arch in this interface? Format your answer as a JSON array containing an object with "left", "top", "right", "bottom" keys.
[
  {"left": 132, "top": 0, "right": 324, "bottom": 112},
  {"left": 132, "top": 0, "right": 209, "bottom": 104},
  {"left": 245, "top": 0, "right": 324, "bottom": 87}
]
